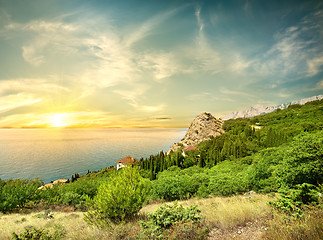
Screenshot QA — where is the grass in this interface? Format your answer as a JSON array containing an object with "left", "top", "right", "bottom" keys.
[
  {"left": 141, "top": 193, "right": 274, "bottom": 229},
  {"left": 263, "top": 206, "right": 323, "bottom": 240},
  {"left": 0, "top": 211, "right": 110, "bottom": 240},
  {"left": 1, "top": 193, "right": 321, "bottom": 240}
]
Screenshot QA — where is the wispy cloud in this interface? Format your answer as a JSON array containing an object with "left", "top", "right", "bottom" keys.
[
  {"left": 252, "top": 10, "right": 323, "bottom": 77},
  {"left": 230, "top": 54, "right": 253, "bottom": 72},
  {"left": 124, "top": 7, "right": 181, "bottom": 47},
  {"left": 192, "top": 6, "right": 222, "bottom": 74},
  {"left": 188, "top": 92, "right": 235, "bottom": 103},
  {"left": 219, "top": 88, "right": 254, "bottom": 98},
  {"left": 316, "top": 79, "right": 323, "bottom": 89},
  {"left": 139, "top": 52, "right": 181, "bottom": 81},
  {"left": 22, "top": 45, "right": 45, "bottom": 66},
  {"left": 5, "top": 20, "right": 77, "bottom": 33},
  {"left": 0, "top": 94, "right": 41, "bottom": 114},
  {"left": 307, "top": 56, "right": 323, "bottom": 76},
  {"left": 0, "top": 78, "right": 70, "bottom": 95},
  {"left": 114, "top": 85, "right": 165, "bottom": 113}
]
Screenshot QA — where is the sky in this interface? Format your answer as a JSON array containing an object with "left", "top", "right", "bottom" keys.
[{"left": 0, "top": 0, "right": 322, "bottom": 128}]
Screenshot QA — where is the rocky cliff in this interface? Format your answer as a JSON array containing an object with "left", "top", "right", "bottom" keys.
[
  {"left": 222, "top": 95, "right": 323, "bottom": 120},
  {"left": 167, "top": 112, "right": 224, "bottom": 154}
]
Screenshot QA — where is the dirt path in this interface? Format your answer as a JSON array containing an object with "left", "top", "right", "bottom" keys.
[{"left": 208, "top": 220, "right": 268, "bottom": 240}]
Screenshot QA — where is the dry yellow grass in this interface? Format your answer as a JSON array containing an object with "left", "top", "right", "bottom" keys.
[
  {"left": 0, "top": 211, "right": 110, "bottom": 240},
  {"left": 141, "top": 193, "right": 274, "bottom": 229},
  {"left": 0, "top": 194, "right": 274, "bottom": 239}
]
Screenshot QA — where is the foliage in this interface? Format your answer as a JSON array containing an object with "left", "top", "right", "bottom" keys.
[
  {"left": 274, "top": 131, "right": 323, "bottom": 187},
  {"left": 11, "top": 224, "right": 66, "bottom": 240},
  {"left": 138, "top": 99, "right": 323, "bottom": 180},
  {"left": 85, "top": 167, "right": 151, "bottom": 226},
  {"left": 269, "top": 183, "right": 321, "bottom": 218},
  {"left": 12, "top": 226, "right": 52, "bottom": 240},
  {"left": 140, "top": 202, "right": 204, "bottom": 239},
  {"left": 0, "top": 178, "right": 43, "bottom": 212}
]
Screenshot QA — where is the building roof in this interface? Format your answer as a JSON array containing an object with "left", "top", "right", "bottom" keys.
[
  {"left": 183, "top": 146, "right": 199, "bottom": 152},
  {"left": 116, "top": 156, "right": 138, "bottom": 165}
]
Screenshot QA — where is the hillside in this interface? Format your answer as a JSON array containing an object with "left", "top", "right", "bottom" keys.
[{"left": 1, "top": 98, "right": 322, "bottom": 240}]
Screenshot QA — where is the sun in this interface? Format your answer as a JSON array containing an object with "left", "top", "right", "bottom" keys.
[{"left": 49, "top": 114, "right": 68, "bottom": 128}]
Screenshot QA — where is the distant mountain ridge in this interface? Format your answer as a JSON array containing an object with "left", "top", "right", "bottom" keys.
[{"left": 222, "top": 95, "right": 323, "bottom": 120}]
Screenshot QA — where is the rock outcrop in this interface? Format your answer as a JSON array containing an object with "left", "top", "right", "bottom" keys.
[
  {"left": 167, "top": 112, "right": 224, "bottom": 154},
  {"left": 222, "top": 95, "right": 323, "bottom": 120}
]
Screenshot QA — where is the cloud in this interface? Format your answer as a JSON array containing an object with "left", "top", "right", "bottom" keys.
[
  {"left": 192, "top": 7, "right": 223, "bottom": 74},
  {"left": 307, "top": 56, "right": 323, "bottom": 76},
  {"left": 219, "top": 88, "right": 254, "bottom": 98},
  {"left": 6, "top": 20, "right": 77, "bottom": 33},
  {"left": 316, "top": 79, "right": 323, "bottom": 89},
  {"left": 139, "top": 52, "right": 181, "bottom": 81},
  {"left": 0, "top": 94, "right": 41, "bottom": 114},
  {"left": 252, "top": 10, "right": 323, "bottom": 77},
  {"left": 230, "top": 55, "right": 253, "bottom": 72},
  {"left": 188, "top": 92, "right": 235, "bottom": 103},
  {"left": 124, "top": 6, "right": 184, "bottom": 47},
  {"left": 0, "top": 78, "right": 70, "bottom": 95},
  {"left": 139, "top": 104, "right": 165, "bottom": 112},
  {"left": 155, "top": 117, "right": 172, "bottom": 120},
  {"left": 22, "top": 45, "right": 44, "bottom": 66},
  {"left": 114, "top": 85, "right": 165, "bottom": 113}
]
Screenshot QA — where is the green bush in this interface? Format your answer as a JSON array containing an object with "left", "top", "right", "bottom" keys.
[
  {"left": 61, "top": 191, "right": 86, "bottom": 206},
  {"left": 85, "top": 167, "right": 151, "bottom": 226},
  {"left": 12, "top": 226, "right": 52, "bottom": 240},
  {"left": 150, "top": 176, "right": 191, "bottom": 201},
  {"left": 11, "top": 224, "right": 65, "bottom": 240},
  {"left": 0, "top": 178, "right": 43, "bottom": 212},
  {"left": 270, "top": 183, "right": 321, "bottom": 218},
  {"left": 140, "top": 202, "right": 204, "bottom": 239},
  {"left": 275, "top": 131, "right": 323, "bottom": 187}
]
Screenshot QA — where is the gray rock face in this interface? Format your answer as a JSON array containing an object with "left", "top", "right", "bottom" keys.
[
  {"left": 167, "top": 112, "right": 224, "bottom": 154},
  {"left": 222, "top": 95, "right": 323, "bottom": 120}
]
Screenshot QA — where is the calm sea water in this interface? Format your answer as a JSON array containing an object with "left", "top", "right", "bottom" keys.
[{"left": 0, "top": 128, "right": 186, "bottom": 183}]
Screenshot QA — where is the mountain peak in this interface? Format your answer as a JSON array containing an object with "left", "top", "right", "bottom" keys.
[{"left": 167, "top": 112, "right": 224, "bottom": 154}]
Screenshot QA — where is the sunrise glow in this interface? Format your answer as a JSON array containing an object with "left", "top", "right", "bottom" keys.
[
  {"left": 0, "top": 1, "right": 322, "bottom": 128},
  {"left": 49, "top": 114, "right": 68, "bottom": 128}
]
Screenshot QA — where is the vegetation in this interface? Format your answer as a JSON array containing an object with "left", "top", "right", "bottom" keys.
[
  {"left": 85, "top": 167, "right": 151, "bottom": 226},
  {"left": 140, "top": 202, "right": 207, "bottom": 239},
  {"left": 0, "top": 99, "right": 322, "bottom": 239}
]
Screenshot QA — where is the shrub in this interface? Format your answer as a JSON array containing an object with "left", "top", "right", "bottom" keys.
[
  {"left": 150, "top": 176, "right": 191, "bottom": 201},
  {"left": 140, "top": 202, "right": 206, "bottom": 239},
  {"left": 12, "top": 226, "right": 52, "bottom": 240},
  {"left": 85, "top": 167, "right": 151, "bottom": 226},
  {"left": 0, "top": 178, "right": 43, "bottom": 212},
  {"left": 61, "top": 191, "right": 86, "bottom": 206},
  {"left": 11, "top": 224, "right": 65, "bottom": 240},
  {"left": 270, "top": 183, "right": 320, "bottom": 218}
]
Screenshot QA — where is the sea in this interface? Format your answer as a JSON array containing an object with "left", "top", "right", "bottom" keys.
[{"left": 0, "top": 128, "right": 186, "bottom": 183}]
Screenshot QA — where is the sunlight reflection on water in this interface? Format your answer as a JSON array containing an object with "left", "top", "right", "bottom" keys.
[{"left": 0, "top": 128, "right": 186, "bottom": 183}]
